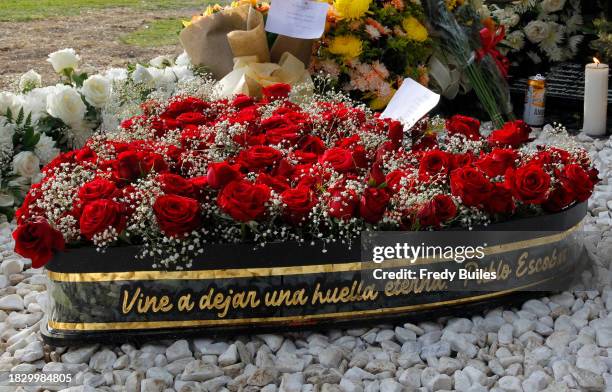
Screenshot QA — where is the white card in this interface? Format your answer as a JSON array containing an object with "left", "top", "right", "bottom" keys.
[
  {"left": 381, "top": 78, "right": 440, "bottom": 129},
  {"left": 265, "top": 0, "right": 329, "bottom": 40}
]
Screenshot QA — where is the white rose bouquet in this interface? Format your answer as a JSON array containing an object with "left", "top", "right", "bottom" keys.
[{"left": 488, "top": 0, "right": 584, "bottom": 75}]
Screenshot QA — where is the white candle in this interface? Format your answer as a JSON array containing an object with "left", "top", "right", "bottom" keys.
[{"left": 583, "top": 58, "right": 609, "bottom": 136}]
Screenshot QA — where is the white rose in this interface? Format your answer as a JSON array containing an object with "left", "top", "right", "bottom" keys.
[
  {"left": 81, "top": 75, "right": 111, "bottom": 108},
  {"left": 171, "top": 65, "right": 195, "bottom": 82},
  {"left": 541, "top": 0, "right": 566, "bottom": 13},
  {"left": 19, "top": 70, "right": 42, "bottom": 93},
  {"left": 150, "top": 55, "right": 174, "bottom": 69},
  {"left": 175, "top": 52, "right": 192, "bottom": 67},
  {"left": 34, "top": 133, "right": 60, "bottom": 165},
  {"left": 23, "top": 85, "right": 60, "bottom": 124},
  {"left": 46, "top": 85, "right": 86, "bottom": 128},
  {"left": 132, "top": 64, "right": 154, "bottom": 85},
  {"left": 12, "top": 151, "right": 40, "bottom": 178},
  {"left": 0, "top": 92, "right": 24, "bottom": 117},
  {"left": 104, "top": 68, "right": 128, "bottom": 81},
  {"left": 524, "top": 20, "right": 551, "bottom": 43},
  {"left": 47, "top": 48, "right": 80, "bottom": 73},
  {"left": 0, "top": 117, "right": 15, "bottom": 144}
]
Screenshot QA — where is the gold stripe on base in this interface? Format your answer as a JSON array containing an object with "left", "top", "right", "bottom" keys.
[
  {"left": 47, "top": 223, "right": 581, "bottom": 283},
  {"left": 48, "top": 277, "right": 553, "bottom": 331}
]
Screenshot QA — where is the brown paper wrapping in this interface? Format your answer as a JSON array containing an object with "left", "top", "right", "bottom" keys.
[{"left": 180, "top": 5, "right": 314, "bottom": 81}]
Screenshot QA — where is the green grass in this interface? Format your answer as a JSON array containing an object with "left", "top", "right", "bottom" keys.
[
  {"left": 120, "top": 18, "right": 184, "bottom": 47},
  {"left": 0, "top": 0, "right": 204, "bottom": 22}
]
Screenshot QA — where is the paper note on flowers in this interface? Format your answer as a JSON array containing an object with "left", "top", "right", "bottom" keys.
[
  {"left": 265, "top": 0, "right": 329, "bottom": 39},
  {"left": 382, "top": 78, "right": 440, "bottom": 129}
]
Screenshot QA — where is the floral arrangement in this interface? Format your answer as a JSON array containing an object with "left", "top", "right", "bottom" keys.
[
  {"left": 12, "top": 83, "right": 597, "bottom": 269},
  {"left": 311, "top": 0, "right": 432, "bottom": 109},
  {"left": 590, "top": 17, "right": 612, "bottom": 63},
  {"left": 487, "top": 0, "right": 584, "bottom": 72}
]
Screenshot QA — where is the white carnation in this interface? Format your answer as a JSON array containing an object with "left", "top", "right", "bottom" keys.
[
  {"left": 19, "top": 70, "right": 42, "bottom": 93},
  {"left": 34, "top": 133, "right": 60, "bottom": 165},
  {"left": 524, "top": 20, "right": 551, "bottom": 43},
  {"left": 150, "top": 55, "right": 174, "bottom": 69},
  {"left": 47, "top": 48, "right": 80, "bottom": 73},
  {"left": 12, "top": 151, "right": 40, "bottom": 178},
  {"left": 104, "top": 68, "right": 128, "bottom": 81},
  {"left": 0, "top": 92, "right": 25, "bottom": 118},
  {"left": 46, "top": 85, "right": 86, "bottom": 128},
  {"left": 175, "top": 52, "right": 192, "bottom": 67},
  {"left": 81, "top": 74, "right": 111, "bottom": 108},
  {"left": 541, "top": 0, "right": 566, "bottom": 13},
  {"left": 505, "top": 30, "right": 526, "bottom": 50},
  {"left": 23, "top": 85, "right": 60, "bottom": 124}
]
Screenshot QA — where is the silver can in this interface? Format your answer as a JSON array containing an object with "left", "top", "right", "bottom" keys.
[{"left": 523, "top": 74, "right": 546, "bottom": 127}]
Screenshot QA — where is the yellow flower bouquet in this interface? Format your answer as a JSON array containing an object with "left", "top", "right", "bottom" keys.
[{"left": 312, "top": 0, "right": 433, "bottom": 109}]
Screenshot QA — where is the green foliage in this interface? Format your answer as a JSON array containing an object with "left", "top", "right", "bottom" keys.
[{"left": 120, "top": 18, "right": 184, "bottom": 47}]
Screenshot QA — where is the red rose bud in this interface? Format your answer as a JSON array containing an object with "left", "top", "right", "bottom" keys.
[
  {"left": 417, "top": 194, "right": 457, "bottom": 228},
  {"left": 505, "top": 163, "right": 551, "bottom": 204},
  {"left": 484, "top": 183, "right": 516, "bottom": 215},
  {"left": 13, "top": 220, "right": 65, "bottom": 268},
  {"left": 450, "top": 166, "right": 493, "bottom": 206},
  {"left": 560, "top": 164, "right": 593, "bottom": 202},
  {"left": 176, "top": 111, "right": 208, "bottom": 125},
  {"left": 232, "top": 94, "right": 255, "bottom": 109},
  {"left": 153, "top": 195, "right": 202, "bottom": 237},
  {"left": 79, "top": 199, "right": 126, "bottom": 241},
  {"left": 487, "top": 120, "right": 532, "bottom": 148},
  {"left": 327, "top": 187, "right": 359, "bottom": 220},
  {"left": 281, "top": 187, "right": 318, "bottom": 225},
  {"left": 320, "top": 147, "right": 356, "bottom": 173},
  {"left": 262, "top": 83, "right": 291, "bottom": 100},
  {"left": 446, "top": 115, "right": 481, "bottom": 140},
  {"left": 163, "top": 97, "right": 209, "bottom": 118},
  {"left": 418, "top": 150, "right": 451, "bottom": 180},
  {"left": 217, "top": 180, "right": 271, "bottom": 222},
  {"left": 78, "top": 178, "right": 118, "bottom": 205},
  {"left": 475, "top": 148, "right": 519, "bottom": 178},
  {"left": 158, "top": 173, "right": 195, "bottom": 198},
  {"left": 359, "top": 187, "right": 390, "bottom": 224},
  {"left": 238, "top": 146, "right": 283, "bottom": 170},
  {"left": 543, "top": 183, "right": 575, "bottom": 212},
  {"left": 206, "top": 162, "right": 241, "bottom": 189}
]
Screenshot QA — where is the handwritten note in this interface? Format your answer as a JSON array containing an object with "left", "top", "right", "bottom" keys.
[
  {"left": 265, "top": 0, "right": 329, "bottom": 40},
  {"left": 381, "top": 78, "right": 440, "bottom": 129}
]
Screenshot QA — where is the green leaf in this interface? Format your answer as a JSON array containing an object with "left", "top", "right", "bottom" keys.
[{"left": 72, "top": 71, "right": 88, "bottom": 87}]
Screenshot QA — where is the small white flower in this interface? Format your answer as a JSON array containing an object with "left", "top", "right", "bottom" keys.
[
  {"left": 34, "top": 133, "right": 60, "bottom": 165},
  {"left": 81, "top": 74, "right": 111, "bottom": 108},
  {"left": 19, "top": 70, "right": 42, "bottom": 93},
  {"left": 0, "top": 92, "right": 25, "bottom": 118},
  {"left": 524, "top": 20, "right": 551, "bottom": 43},
  {"left": 132, "top": 64, "right": 154, "bottom": 85},
  {"left": 104, "top": 68, "right": 128, "bottom": 81},
  {"left": 47, "top": 48, "right": 80, "bottom": 73},
  {"left": 150, "top": 55, "right": 174, "bottom": 69},
  {"left": 541, "top": 0, "right": 566, "bottom": 13},
  {"left": 175, "top": 52, "right": 192, "bottom": 67},
  {"left": 12, "top": 151, "right": 40, "bottom": 178},
  {"left": 46, "top": 85, "right": 87, "bottom": 128}
]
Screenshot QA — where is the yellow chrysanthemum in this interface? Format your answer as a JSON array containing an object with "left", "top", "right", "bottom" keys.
[
  {"left": 328, "top": 35, "right": 363, "bottom": 60},
  {"left": 402, "top": 16, "right": 429, "bottom": 42},
  {"left": 333, "top": 0, "right": 371, "bottom": 20}
]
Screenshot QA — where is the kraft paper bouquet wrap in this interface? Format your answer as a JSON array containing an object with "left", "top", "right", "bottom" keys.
[{"left": 179, "top": 4, "right": 314, "bottom": 98}]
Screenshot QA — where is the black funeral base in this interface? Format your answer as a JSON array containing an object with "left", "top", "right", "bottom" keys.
[{"left": 40, "top": 289, "right": 568, "bottom": 347}]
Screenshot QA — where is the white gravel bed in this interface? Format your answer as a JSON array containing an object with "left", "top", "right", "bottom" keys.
[{"left": 0, "top": 133, "right": 611, "bottom": 392}]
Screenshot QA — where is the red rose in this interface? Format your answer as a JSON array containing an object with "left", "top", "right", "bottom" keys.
[
  {"left": 450, "top": 166, "right": 493, "bottom": 206},
  {"left": 262, "top": 83, "right": 291, "bottom": 100},
  {"left": 113, "top": 151, "right": 141, "bottom": 182},
  {"left": 78, "top": 178, "right": 117, "bottom": 204},
  {"left": 505, "top": 164, "right": 551, "bottom": 204},
  {"left": 190, "top": 176, "right": 209, "bottom": 199},
  {"left": 451, "top": 152, "right": 474, "bottom": 170},
  {"left": 232, "top": 94, "right": 255, "bottom": 109},
  {"left": 163, "top": 97, "right": 209, "bottom": 118},
  {"left": 300, "top": 136, "right": 326, "bottom": 155},
  {"left": 153, "top": 195, "right": 202, "bottom": 237},
  {"left": 176, "top": 112, "right": 208, "bottom": 125},
  {"left": 484, "top": 183, "right": 515, "bottom": 215},
  {"left": 238, "top": 146, "right": 283, "bottom": 170},
  {"left": 159, "top": 173, "right": 195, "bottom": 197},
  {"left": 359, "top": 187, "right": 390, "bottom": 224},
  {"left": 281, "top": 187, "right": 318, "bottom": 225},
  {"left": 207, "top": 162, "right": 242, "bottom": 189},
  {"left": 151, "top": 117, "right": 181, "bottom": 137},
  {"left": 261, "top": 116, "right": 301, "bottom": 145},
  {"left": 319, "top": 147, "right": 356, "bottom": 172},
  {"left": 256, "top": 173, "right": 290, "bottom": 193},
  {"left": 417, "top": 194, "right": 457, "bottom": 228},
  {"left": 446, "top": 115, "right": 481, "bottom": 140},
  {"left": 327, "top": 186, "right": 359, "bottom": 220},
  {"left": 385, "top": 119, "right": 404, "bottom": 148},
  {"left": 79, "top": 199, "right": 126, "bottom": 240},
  {"left": 412, "top": 133, "right": 438, "bottom": 151},
  {"left": 217, "top": 180, "right": 271, "bottom": 222},
  {"left": 140, "top": 152, "right": 168, "bottom": 174},
  {"left": 13, "top": 220, "right": 65, "bottom": 268},
  {"left": 488, "top": 120, "right": 532, "bottom": 148},
  {"left": 475, "top": 148, "right": 519, "bottom": 178},
  {"left": 560, "top": 164, "right": 593, "bottom": 202},
  {"left": 543, "top": 183, "right": 575, "bottom": 212},
  {"left": 419, "top": 150, "right": 451, "bottom": 180},
  {"left": 386, "top": 169, "right": 415, "bottom": 194}
]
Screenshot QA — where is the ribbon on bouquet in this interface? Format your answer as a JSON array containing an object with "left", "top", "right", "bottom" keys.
[
  {"left": 475, "top": 26, "right": 510, "bottom": 78},
  {"left": 218, "top": 52, "right": 313, "bottom": 98}
]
